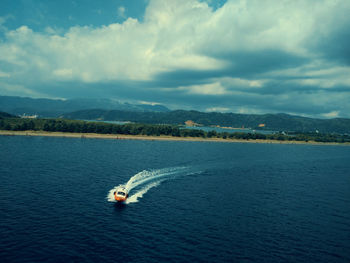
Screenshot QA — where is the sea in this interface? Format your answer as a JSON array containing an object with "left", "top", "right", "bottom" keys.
[{"left": 0, "top": 135, "right": 349, "bottom": 262}]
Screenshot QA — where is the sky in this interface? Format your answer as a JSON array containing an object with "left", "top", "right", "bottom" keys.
[{"left": 0, "top": 0, "right": 350, "bottom": 118}]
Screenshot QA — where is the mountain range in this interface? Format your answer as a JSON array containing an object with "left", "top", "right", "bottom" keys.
[
  {"left": 1, "top": 95, "right": 350, "bottom": 134},
  {"left": 0, "top": 95, "right": 169, "bottom": 117},
  {"left": 61, "top": 109, "right": 350, "bottom": 134}
]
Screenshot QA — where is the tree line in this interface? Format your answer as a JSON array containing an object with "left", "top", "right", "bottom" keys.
[
  {"left": 1, "top": 117, "right": 349, "bottom": 143},
  {"left": 63, "top": 109, "right": 350, "bottom": 134}
]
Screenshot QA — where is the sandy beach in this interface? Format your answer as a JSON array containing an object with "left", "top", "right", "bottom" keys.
[{"left": 1, "top": 130, "right": 348, "bottom": 146}]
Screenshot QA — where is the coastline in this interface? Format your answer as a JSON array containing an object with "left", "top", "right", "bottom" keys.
[{"left": 1, "top": 130, "right": 349, "bottom": 146}]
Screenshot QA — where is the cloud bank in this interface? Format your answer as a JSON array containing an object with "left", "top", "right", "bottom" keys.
[{"left": 0, "top": 0, "right": 350, "bottom": 117}]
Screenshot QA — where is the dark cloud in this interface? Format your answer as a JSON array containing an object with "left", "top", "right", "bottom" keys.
[
  {"left": 21, "top": 75, "right": 350, "bottom": 118},
  {"left": 320, "top": 30, "right": 350, "bottom": 65},
  {"left": 155, "top": 49, "right": 309, "bottom": 88},
  {"left": 214, "top": 50, "right": 309, "bottom": 77},
  {"left": 1, "top": 0, "right": 350, "bottom": 118},
  {"left": 232, "top": 82, "right": 350, "bottom": 96},
  {"left": 152, "top": 69, "right": 214, "bottom": 88},
  {"left": 309, "top": 15, "right": 350, "bottom": 66}
]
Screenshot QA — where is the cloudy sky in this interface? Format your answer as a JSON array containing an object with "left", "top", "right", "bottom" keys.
[{"left": 0, "top": 0, "right": 350, "bottom": 118}]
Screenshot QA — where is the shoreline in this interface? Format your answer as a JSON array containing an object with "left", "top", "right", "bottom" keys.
[{"left": 1, "top": 130, "right": 349, "bottom": 146}]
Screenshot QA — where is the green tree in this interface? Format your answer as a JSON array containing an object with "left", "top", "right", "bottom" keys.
[{"left": 207, "top": 130, "right": 217, "bottom": 138}]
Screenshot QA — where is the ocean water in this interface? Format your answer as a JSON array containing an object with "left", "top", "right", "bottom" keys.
[{"left": 0, "top": 136, "right": 350, "bottom": 262}]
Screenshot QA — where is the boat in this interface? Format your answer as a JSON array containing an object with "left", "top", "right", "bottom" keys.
[{"left": 114, "top": 186, "right": 129, "bottom": 202}]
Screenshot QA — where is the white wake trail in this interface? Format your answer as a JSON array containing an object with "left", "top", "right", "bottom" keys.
[
  {"left": 107, "top": 166, "right": 195, "bottom": 204},
  {"left": 125, "top": 181, "right": 161, "bottom": 204}
]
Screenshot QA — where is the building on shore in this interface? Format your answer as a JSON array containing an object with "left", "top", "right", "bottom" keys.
[
  {"left": 20, "top": 114, "right": 38, "bottom": 119},
  {"left": 185, "top": 120, "right": 202, "bottom": 127}
]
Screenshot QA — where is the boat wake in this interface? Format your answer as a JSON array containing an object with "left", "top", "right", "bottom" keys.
[{"left": 107, "top": 166, "right": 197, "bottom": 204}]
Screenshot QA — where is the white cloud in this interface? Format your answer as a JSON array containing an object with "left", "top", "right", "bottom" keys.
[
  {"left": 1, "top": 0, "right": 349, "bottom": 85},
  {"left": 237, "top": 107, "right": 261, "bottom": 114},
  {"left": 0, "top": 2, "right": 225, "bottom": 85},
  {"left": 0, "top": 0, "right": 350, "bottom": 117},
  {"left": 52, "top": 68, "right": 73, "bottom": 78},
  {"left": 182, "top": 82, "right": 228, "bottom": 95},
  {"left": 322, "top": 111, "right": 340, "bottom": 118},
  {"left": 139, "top": 100, "right": 161, "bottom": 106},
  {"left": 0, "top": 71, "right": 10, "bottom": 78},
  {"left": 117, "top": 6, "right": 126, "bottom": 18},
  {"left": 0, "top": 82, "right": 47, "bottom": 98},
  {"left": 197, "top": 0, "right": 350, "bottom": 56},
  {"left": 220, "top": 77, "right": 266, "bottom": 89},
  {"left": 206, "top": 107, "right": 230, "bottom": 112}
]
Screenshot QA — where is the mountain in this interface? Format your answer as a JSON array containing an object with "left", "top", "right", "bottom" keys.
[
  {"left": 0, "top": 96, "right": 170, "bottom": 117},
  {"left": 136, "top": 104, "right": 170, "bottom": 112},
  {"left": 2, "top": 95, "right": 349, "bottom": 134},
  {"left": 0, "top": 111, "right": 17, "bottom": 119},
  {"left": 62, "top": 109, "right": 350, "bottom": 134}
]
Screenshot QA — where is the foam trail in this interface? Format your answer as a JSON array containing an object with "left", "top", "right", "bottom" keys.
[
  {"left": 125, "top": 181, "right": 161, "bottom": 204},
  {"left": 107, "top": 166, "right": 196, "bottom": 203}
]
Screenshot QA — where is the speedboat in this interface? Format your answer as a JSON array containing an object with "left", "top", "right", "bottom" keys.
[{"left": 114, "top": 186, "right": 129, "bottom": 202}]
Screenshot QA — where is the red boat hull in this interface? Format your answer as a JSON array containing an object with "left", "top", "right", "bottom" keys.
[{"left": 114, "top": 193, "right": 128, "bottom": 202}]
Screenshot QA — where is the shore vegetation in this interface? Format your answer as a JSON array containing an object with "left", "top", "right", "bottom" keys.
[{"left": 0, "top": 117, "right": 349, "bottom": 144}]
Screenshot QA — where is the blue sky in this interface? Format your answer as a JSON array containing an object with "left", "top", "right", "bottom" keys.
[{"left": 0, "top": 0, "right": 350, "bottom": 118}]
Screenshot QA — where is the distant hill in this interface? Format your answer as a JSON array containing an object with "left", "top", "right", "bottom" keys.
[
  {"left": 2, "top": 95, "right": 350, "bottom": 134},
  {"left": 62, "top": 109, "right": 350, "bottom": 134},
  {"left": 0, "top": 96, "right": 170, "bottom": 117},
  {"left": 0, "top": 111, "right": 17, "bottom": 119}
]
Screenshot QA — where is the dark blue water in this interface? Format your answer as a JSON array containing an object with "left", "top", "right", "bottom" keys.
[{"left": 1, "top": 136, "right": 350, "bottom": 262}]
